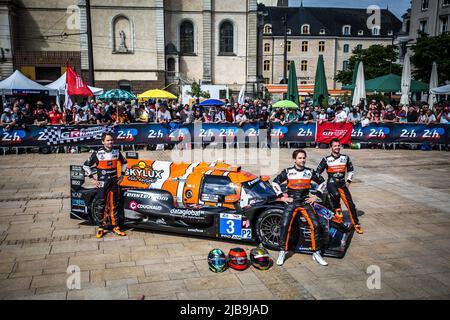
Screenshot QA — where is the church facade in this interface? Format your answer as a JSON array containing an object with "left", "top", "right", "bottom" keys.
[{"left": 3, "top": 0, "right": 259, "bottom": 96}]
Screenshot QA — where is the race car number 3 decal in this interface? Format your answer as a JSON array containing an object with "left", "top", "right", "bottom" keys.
[{"left": 219, "top": 213, "right": 252, "bottom": 240}]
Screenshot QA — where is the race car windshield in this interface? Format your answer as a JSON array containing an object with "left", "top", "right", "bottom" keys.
[{"left": 243, "top": 179, "right": 277, "bottom": 202}]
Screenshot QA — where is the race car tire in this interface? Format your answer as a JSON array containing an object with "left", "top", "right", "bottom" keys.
[
  {"left": 90, "top": 197, "right": 111, "bottom": 228},
  {"left": 255, "top": 208, "right": 299, "bottom": 251}
]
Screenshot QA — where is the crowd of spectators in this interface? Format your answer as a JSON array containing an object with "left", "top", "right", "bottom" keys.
[{"left": 1, "top": 97, "right": 450, "bottom": 130}]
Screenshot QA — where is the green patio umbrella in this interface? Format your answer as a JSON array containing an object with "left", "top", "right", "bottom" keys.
[
  {"left": 342, "top": 74, "right": 429, "bottom": 93},
  {"left": 98, "top": 89, "right": 137, "bottom": 101},
  {"left": 312, "top": 55, "right": 329, "bottom": 106},
  {"left": 287, "top": 61, "right": 299, "bottom": 107},
  {"left": 272, "top": 100, "right": 299, "bottom": 109}
]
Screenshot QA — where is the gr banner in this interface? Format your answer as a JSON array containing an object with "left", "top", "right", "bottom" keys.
[
  {"left": 316, "top": 122, "right": 353, "bottom": 145},
  {"left": 351, "top": 123, "right": 448, "bottom": 144}
]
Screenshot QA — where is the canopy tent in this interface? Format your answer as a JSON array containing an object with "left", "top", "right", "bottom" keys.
[
  {"left": 138, "top": 89, "right": 177, "bottom": 100},
  {"left": 272, "top": 100, "right": 299, "bottom": 109},
  {"left": 430, "top": 83, "right": 450, "bottom": 94},
  {"left": 197, "top": 99, "right": 225, "bottom": 106},
  {"left": 0, "top": 70, "right": 57, "bottom": 96},
  {"left": 45, "top": 73, "right": 104, "bottom": 96},
  {"left": 342, "top": 73, "right": 429, "bottom": 93}
]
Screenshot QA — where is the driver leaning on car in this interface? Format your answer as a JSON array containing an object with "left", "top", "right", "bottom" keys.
[{"left": 272, "top": 149, "right": 329, "bottom": 267}]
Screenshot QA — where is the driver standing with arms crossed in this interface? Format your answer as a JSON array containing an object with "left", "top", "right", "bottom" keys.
[
  {"left": 272, "top": 149, "right": 329, "bottom": 267},
  {"left": 83, "top": 132, "right": 128, "bottom": 238},
  {"left": 316, "top": 138, "right": 363, "bottom": 234}
]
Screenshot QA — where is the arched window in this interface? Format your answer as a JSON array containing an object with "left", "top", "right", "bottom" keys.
[
  {"left": 167, "top": 58, "right": 175, "bottom": 72},
  {"left": 180, "top": 20, "right": 194, "bottom": 54},
  {"left": 118, "top": 80, "right": 131, "bottom": 92},
  {"left": 301, "top": 24, "right": 310, "bottom": 34},
  {"left": 219, "top": 21, "right": 234, "bottom": 54},
  {"left": 343, "top": 44, "right": 349, "bottom": 53},
  {"left": 301, "top": 41, "right": 308, "bottom": 52},
  {"left": 318, "top": 41, "right": 325, "bottom": 52},
  {"left": 343, "top": 25, "right": 351, "bottom": 35},
  {"left": 264, "top": 24, "right": 272, "bottom": 34},
  {"left": 358, "top": 30, "right": 364, "bottom": 35},
  {"left": 263, "top": 60, "right": 271, "bottom": 71},
  {"left": 264, "top": 43, "right": 271, "bottom": 52},
  {"left": 301, "top": 60, "right": 307, "bottom": 71},
  {"left": 319, "top": 29, "right": 326, "bottom": 35}
]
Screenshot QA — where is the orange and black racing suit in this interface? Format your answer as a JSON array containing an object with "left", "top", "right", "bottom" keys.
[
  {"left": 272, "top": 166, "right": 327, "bottom": 252},
  {"left": 83, "top": 147, "right": 127, "bottom": 229},
  {"left": 316, "top": 153, "right": 359, "bottom": 226}
]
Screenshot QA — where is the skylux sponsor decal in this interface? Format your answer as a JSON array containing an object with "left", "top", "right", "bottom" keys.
[{"left": 125, "top": 161, "right": 164, "bottom": 185}]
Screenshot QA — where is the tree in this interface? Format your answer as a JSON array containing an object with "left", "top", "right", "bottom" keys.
[
  {"left": 335, "top": 45, "right": 401, "bottom": 85},
  {"left": 187, "top": 81, "right": 210, "bottom": 100},
  {"left": 411, "top": 33, "right": 450, "bottom": 85}
]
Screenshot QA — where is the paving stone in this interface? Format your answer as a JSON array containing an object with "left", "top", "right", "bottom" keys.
[
  {"left": 1, "top": 149, "right": 450, "bottom": 299},
  {"left": 0, "top": 276, "right": 32, "bottom": 293},
  {"left": 67, "top": 286, "right": 128, "bottom": 300},
  {"left": 90, "top": 266, "right": 145, "bottom": 282}
]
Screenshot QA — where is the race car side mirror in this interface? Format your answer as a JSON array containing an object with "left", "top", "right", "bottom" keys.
[
  {"left": 260, "top": 175, "right": 270, "bottom": 182},
  {"left": 224, "top": 194, "right": 240, "bottom": 203}
]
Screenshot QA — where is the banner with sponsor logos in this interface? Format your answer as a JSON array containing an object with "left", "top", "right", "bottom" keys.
[
  {"left": 351, "top": 123, "right": 448, "bottom": 144},
  {"left": 316, "top": 122, "right": 353, "bottom": 145},
  {"left": 0, "top": 122, "right": 449, "bottom": 147}
]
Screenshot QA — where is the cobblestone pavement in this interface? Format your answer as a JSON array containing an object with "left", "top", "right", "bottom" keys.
[{"left": 0, "top": 148, "right": 449, "bottom": 300}]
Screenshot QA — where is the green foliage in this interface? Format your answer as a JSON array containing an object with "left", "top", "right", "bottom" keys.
[
  {"left": 411, "top": 33, "right": 450, "bottom": 85},
  {"left": 335, "top": 45, "right": 401, "bottom": 85},
  {"left": 187, "top": 81, "right": 210, "bottom": 99}
]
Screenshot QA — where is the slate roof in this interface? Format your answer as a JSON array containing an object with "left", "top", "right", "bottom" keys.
[{"left": 260, "top": 4, "right": 402, "bottom": 37}]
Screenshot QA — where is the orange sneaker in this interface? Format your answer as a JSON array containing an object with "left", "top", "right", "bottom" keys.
[
  {"left": 112, "top": 227, "right": 126, "bottom": 236},
  {"left": 354, "top": 224, "right": 363, "bottom": 234},
  {"left": 96, "top": 228, "right": 106, "bottom": 239}
]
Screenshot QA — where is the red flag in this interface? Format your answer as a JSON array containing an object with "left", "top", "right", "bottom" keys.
[
  {"left": 316, "top": 122, "right": 353, "bottom": 145},
  {"left": 66, "top": 65, "right": 93, "bottom": 96}
]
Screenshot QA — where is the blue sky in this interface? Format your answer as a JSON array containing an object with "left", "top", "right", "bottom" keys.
[{"left": 289, "top": 0, "right": 410, "bottom": 18}]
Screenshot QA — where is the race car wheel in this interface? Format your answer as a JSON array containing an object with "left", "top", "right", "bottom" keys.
[
  {"left": 255, "top": 209, "right": 284, "bottom": 251},
  {"left": 256, "top": 208, "right": 300, "bottom": 251},
  {"left": 90, "top": 197, "right": 110, "bottom": 227}
]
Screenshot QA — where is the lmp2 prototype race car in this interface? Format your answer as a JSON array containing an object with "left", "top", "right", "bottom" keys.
[{"left": 70, "top": 153, "right": 354, "bottom": 258}]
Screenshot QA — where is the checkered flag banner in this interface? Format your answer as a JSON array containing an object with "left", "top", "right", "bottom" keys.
[{"left": 45, "top": 125, "right": 115, "bottom": 146}]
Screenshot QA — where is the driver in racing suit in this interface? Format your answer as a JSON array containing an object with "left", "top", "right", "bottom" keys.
[
  {"left": 83, "top": 132, "right": 128, "bottom": 238},
  {"left": 272, "top": 149, "right": 329, "bottom": 266},
  {"left": 316, "top": 138, "right": 363, "bottom": 234}
]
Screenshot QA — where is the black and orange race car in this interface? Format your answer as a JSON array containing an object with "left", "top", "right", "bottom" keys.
[{"left": 70, "top": 153, "right": 354, "bottom": 258}]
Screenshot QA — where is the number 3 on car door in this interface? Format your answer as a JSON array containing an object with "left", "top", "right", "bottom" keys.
[
  {"left": 219, "top": 213, "right": 241, "bottom": 237},
  {"left": 226, "top": 220, "right": 235, "bottom": 234}
]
